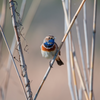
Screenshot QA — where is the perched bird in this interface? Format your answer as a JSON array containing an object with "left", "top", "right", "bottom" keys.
[{"left": 41, "top": 35, "right": 64, "bottom": 66}]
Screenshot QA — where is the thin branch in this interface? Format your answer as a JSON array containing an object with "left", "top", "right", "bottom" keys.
[
  {"left": 9, "top": 0, "right": 33, "bottom": 99},
  {"left": 89, "top": 0, "right": 97, "bottom": 100},
  {"left": 34, "top": 0, "right": 86, "bottom": 99},
  {"left": 4, "top": 0, "right": 26, "bottom": 99},
  {"left": 4, "top": 0, "right": 41, "bottom": 98},
  {"left": 0, "top": 26, "right": 28, "bottom": 100}
]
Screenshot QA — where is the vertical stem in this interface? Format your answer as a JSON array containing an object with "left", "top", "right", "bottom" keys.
[
  {"left": 62, "top": 0, "right": 86, "bottom": 42},
  {"left": 83, "top": 2, "right": 90, "bottom": 95},
  {"left": 68, "top": 0, "right": 79, "bottom": 99},
  {"left": 4, "top": 1, "right": 26, "bottom": 98},
  {"left": 62, "top": 0, "right": 79, "bottom": 99},
  {"left": 83, "top": 2, "right": 90, "bottom": 70},
  {"left": 89, "top": 0, "right": 97, "bottom": 100},
  {"left": 9, "top": 0, "right": 33, "bottom": 99},
  {"left": 0, "top": 26, "right": 27, "bottom": 100},
  {"left": 72, "top": 44, "right": 89, "bottom": 100},
  {"left": 75, "top": 19, "right": 89, "bottom": 94},
  {"left": 62, "top": 1, "right": 89, "bottom": 99},
  {"left": 64, "top": 0, "right": 75, "bottom": 100}
]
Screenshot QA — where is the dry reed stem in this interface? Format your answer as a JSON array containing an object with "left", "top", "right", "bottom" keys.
[
  {"left": 9, "top": 0, "right": 33, "bottom": 99},
  {"left": 34, "top": 0, "right": 86, "bottom": 99},
  {"left": 83, "top": 2, "right": 90, "bottom": 71},
  {"left": 83, "top": 2, "right": 90, "bottom": 94},
  {"left": 62, "top": 0, "right": 78, "bottom": 100},
  {"left": 75, "top": 19, "right": 89, "bottom": 95},
  {"left": 61, "top": 0, "right": 86, "bottom": 42},
  {"left": 73, "top": 44, "right": 89, "bottom": 100},
  {"left": 0, "top": 26, "right": 27, "bottom": 100},
  {"left": 62, "top": 0, "right": 89, "bottom": 100},
  {"left": 65, "top": 0, "right": 75, "bottom": 99},
  {"left": 5, "top": 1, "right": 41, "bottom": 98},
  {"left": 4, "top": 0, "right": 26, "bottom": 99},
  {"left": 75, "top": 19, "right": 89, "bottom": 96},
  {"left": 89, "top": 0, "right": 97, "bottom": 99}
]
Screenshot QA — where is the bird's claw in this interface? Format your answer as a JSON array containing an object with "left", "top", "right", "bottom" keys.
[{"left": 49, "top": 60, "right": 53, "bottom": 68}]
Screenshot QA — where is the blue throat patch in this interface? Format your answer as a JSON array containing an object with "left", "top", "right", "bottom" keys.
[{"left": 44, "top": 39, "right": 54, "bottom": 48}]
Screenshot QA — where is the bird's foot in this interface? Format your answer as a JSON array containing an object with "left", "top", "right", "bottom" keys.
[{"left": 49, "top": 60, "right": 53, "bottom": 68}]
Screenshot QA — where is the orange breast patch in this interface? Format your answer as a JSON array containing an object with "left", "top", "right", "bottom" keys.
[{"left": 42, "top": 44, "right": 56, "bottom": 52}]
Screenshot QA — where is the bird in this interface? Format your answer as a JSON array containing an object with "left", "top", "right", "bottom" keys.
[{"left": 41, "top": 35, "right": 64, "bottom": 66}]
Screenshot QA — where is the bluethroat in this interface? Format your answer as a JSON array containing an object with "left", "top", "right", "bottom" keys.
[{"left": 41, "top": 35, "right": 64, "bottom": 66}]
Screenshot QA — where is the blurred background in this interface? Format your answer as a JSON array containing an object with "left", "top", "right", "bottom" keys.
[{"left": 0, "top": 0, "right": 100, "bottom": 100}]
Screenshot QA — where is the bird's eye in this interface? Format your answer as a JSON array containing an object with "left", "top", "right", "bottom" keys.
[{"left": 49, "top": 37, "right": 51, "bottom": 39}]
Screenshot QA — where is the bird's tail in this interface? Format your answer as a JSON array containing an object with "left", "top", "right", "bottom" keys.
[{"left": 56, "top": 56, "right": 64, "bottom": 66}]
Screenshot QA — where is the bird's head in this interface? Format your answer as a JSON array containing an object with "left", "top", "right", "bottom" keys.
[{"left": 43, "top": 35, "right": 55, "bottom": 47}]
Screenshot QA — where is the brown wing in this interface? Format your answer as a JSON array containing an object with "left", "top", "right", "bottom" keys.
[{"left": 54, "top": 42, "right": 61, "bottom": 55}]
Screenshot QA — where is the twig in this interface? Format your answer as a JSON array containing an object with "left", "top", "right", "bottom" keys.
[
  {"left": 62, "top": 0, "right": 78, "bottom": 100},
  {"left": 0, "top": 26, "right": 28, "bottom": 100},
  {"left": 34, "top": 0, "right": 86, "bottom": 99},
  {"left": 89, "top": 0, "right": 97, "bottom": 100},
  {"left": 9, "top": 0, "right": 33, "bottom": 99},
  {"left": 4, "top": 0, "right": 41, "bottom": 98},
  {"left": 0, "top": 0, "right": 7, "bottom": 68},
  {"left": 4, "top": 0, "right": 26, "bottom": 99}
]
